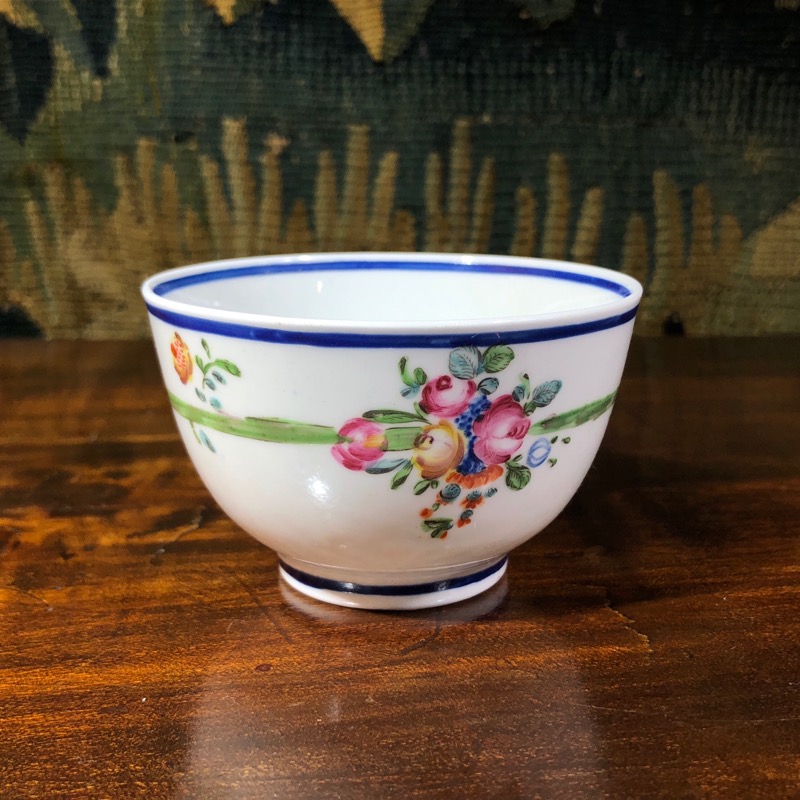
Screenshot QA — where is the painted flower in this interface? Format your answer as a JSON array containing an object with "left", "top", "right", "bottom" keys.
[
  {"left": 446, "top": 464, "right": 504, "bottom": 489},
  {"left": 420, "top": 375, "right": 476, "bottom": 417},
  {"left": 527, "top": 437, "right": 552, "bottom": 468},
  {"left": 472, "top": 395, "right": 531, "bottom": 465},
  {"left": 413, "top": 421, "right": 465, "bottom": 480},
  {"left": 461, "top": 490, "right": 484, "bottom": 510},
  {"left": 170, "top": 332, "right": 193, "bottom": 384},
  {"left": 332, "top": 418, "right": 387, "bottom": 470}
]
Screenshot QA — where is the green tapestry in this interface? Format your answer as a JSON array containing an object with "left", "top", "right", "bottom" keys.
[{"left": 0, "top": 0, "right": 798, "bottom": 337}]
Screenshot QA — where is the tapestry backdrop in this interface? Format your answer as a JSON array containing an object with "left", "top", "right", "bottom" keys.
[{"left": 0, "top": 0, "right": 798, "bottom": 338}]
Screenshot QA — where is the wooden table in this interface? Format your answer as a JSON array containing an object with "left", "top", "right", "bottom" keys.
[{"left": 2, "top": 339, "right": 799, "bottom": 799}]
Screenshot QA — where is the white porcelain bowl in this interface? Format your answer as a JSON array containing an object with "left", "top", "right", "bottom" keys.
[{"left": 142, "top": 253, "right": 641, "bottom": 610}]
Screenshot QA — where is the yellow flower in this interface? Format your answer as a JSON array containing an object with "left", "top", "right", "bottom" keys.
[{"left": 413, "top": 421, "right": 465, "bottom": 480}]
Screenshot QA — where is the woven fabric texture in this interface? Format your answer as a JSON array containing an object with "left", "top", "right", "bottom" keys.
[{"left": 0, "top": 0, "right": 798, "bottom": 338}]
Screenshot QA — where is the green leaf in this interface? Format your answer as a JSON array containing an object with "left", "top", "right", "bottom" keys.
[
  {"left": 511, "top": 372, "right": 531, "bottom": 404},
  {"left": 413, "top": 479, "right": 433, "bottom": 495},
  {"left": 216, "top": 359, "right": 241, "bottom": 377},
  {"left": 202, "top": 339, "right": 211, "bottom": 357},
  {"left": 169, "top": 393, "right": 343, "bottom": 444},
  {"left": 195, "top": 388, "right": 206, "bottom": 402},
  {"left": 384, "top": 426, "right": 424, "bottom": 451},
  {"left": 211, "top": 370, "right": 226, "bottom": 384},
  {"left": 199, "top": 430, "right": 216, "bottom": 453},
  {"left": 483, "top": 345, "right": 514, "bottom": 374},
  {"left": 449, "top": 346, "right": 482, "bottom": 379},
  {"left": 398, "top": 358, "right": 427, "bottom": 390},
  {"left": 399, "top": 357, "right": 413, "bottom": 386},
  {"left": 548, "top": 458, "right": 558, "bottom": 467},
  {"left": 203, "top": 378, "right": 216, "bottom": 390},
  {"left": 478, "top": 377, "right": 500, "bottom": 395},
  {"left": 528, "top": 392, "right": 617, "bottom": 435},
  {"left": 527, "top": 379, "right": 563, "bottom": 409},
  {"left": 505, "top": 463, "right": 531, "bottom": 491},
  {"left": 390, "top": 460, "right": 414, "bottom": 489},
  {"left": 562, "top": 437, "right": 571, "bottom": 444},
  {"left": 363, "top": 409, "right": 427, "bottom": 424},
  {"left": 366, "top": 458, "right": 408, "bottom": 475},
  {"left": 195, "top": 355, "right": 204, "bottom": 370},
  {"left": 550, "top": 435, "right": 559, "bottom": 444},
  {"left": 422, "top": 518, "right": 454, "bottom": 533}
]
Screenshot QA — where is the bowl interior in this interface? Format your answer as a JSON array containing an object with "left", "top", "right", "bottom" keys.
[{"left": 150, "top": 258, "right": 635, "bottom": 324}]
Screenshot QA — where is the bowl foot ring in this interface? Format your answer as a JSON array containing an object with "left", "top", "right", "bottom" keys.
[{"left": 278, "top": 556, "right": 508, "bottom": 611}]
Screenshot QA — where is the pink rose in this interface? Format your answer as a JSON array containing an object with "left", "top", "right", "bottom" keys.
[
  {"left": 332, "top": 418, "right": 387, "bottom": 470},
  {"left": 420, "top": 375, "right": 476, "bottom": 417},
  {"left": 413, "top": 421, "right": 465, "bottom": 479},
  {"left": 472, "top": 395, "right": 531, "bottom": 465}
]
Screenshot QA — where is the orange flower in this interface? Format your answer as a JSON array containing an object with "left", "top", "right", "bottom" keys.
[
  {"left": 457, "top": 517, "right": 472, "bottom": 528},
  {"left": 170, "top": 333, "right": 193, "bottom": 384},
  {"left": 419, "top": 508, "right": 433, "bottom": 519},
  {"left": 445, "top": 464, "right": 503, "bottom": 489},
  {"left": 461, "top": 495, "right": 484, "bottom": 510}
]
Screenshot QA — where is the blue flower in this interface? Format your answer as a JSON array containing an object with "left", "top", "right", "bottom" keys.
[
  {"left": 440, "top": 483, "right": 461, "bottom": 501},
  {"left": 526, "top": 437, "right": 551, "bottom": 468},
  {"left": 453, "top": 395, "right": 491, "bottom": 475}
]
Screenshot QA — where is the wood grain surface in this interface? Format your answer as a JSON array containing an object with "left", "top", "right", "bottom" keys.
[{"left": 1, "top": 339, "right": 799, "bottom": 799}]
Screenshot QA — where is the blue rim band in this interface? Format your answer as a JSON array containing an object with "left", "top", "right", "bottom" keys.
[
  {"left": 146, "top": 260, "right": 638, "bottom": 347},
  {"left": 152, "top": 260, "right": 633, "bottom": 298},
  {"left": 146, "top": 303, "right": 637, "bottom": 347},
  {"left": 279, "top": 556, "right": 508, "bottom": 596}
]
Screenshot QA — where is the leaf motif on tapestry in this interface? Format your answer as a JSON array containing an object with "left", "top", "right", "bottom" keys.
[
  {"left": 0, "top": 0, "right": 116, "bottom": 78},
  {"left": 0, "top": 15, "right": 52, "bottom": 141},
  {"left": 514, "top": 0, "right": 576, "bottom": 29},
  {"left": 203, "top": 0, "right": 579, "bottom": 62},
  {"left": 204, "top": 0, "right": 261, "bottom": 26},
  {"left": 748, "top": 196, "right": 800, "bottom": 279},
  {"left": 329, "top": 0, "right": 433, "bottom": 62}
]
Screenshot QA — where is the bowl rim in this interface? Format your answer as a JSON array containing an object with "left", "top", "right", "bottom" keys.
[{"left": 141, "top": 252, "right": 643, "bottom": 347}]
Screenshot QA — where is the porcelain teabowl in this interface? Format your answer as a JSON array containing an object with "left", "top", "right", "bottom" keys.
[{"left": 142, "top": 253, "right": 642, "bottom": 610}]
